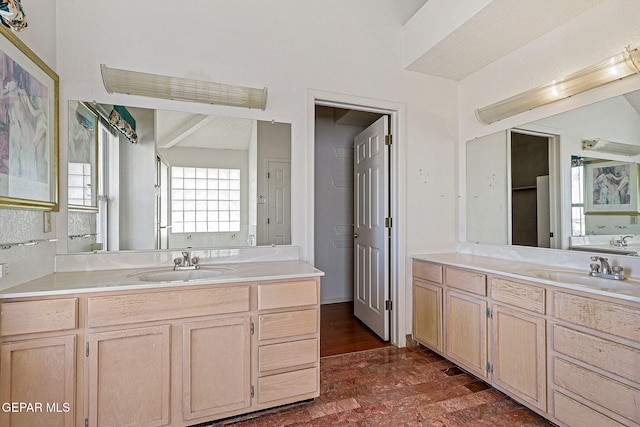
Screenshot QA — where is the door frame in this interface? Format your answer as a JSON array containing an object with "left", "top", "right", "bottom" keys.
[{"left": 306, "top": 89, "right": 406, "bottom": 347}]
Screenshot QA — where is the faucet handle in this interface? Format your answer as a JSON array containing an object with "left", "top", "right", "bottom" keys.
[
  {"left": 612, "top": 265, "right": 624, "bottom": 275},
  {"left": 589, "top": 263, "right": 600, "bottom": 273}
]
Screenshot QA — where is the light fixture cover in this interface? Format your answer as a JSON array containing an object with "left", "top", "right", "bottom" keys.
[
  {"left": 100, "top": 64, "right": 267, "bottom": 110},
  {"left": 582, "top": 138, "right": 640, "bottom": 156},
  {"left": 476, "top": 46, "right": 640, "bottom": 125}
]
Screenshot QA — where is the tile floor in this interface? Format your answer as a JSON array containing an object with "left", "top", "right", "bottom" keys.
[{"left": 204, "top": 342, "right": 556, "bottom": 426}]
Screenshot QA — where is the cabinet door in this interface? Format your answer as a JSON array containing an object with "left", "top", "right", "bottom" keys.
[
  {"left": 0, "top": 335, "right": 76, "bottom": 427},
  {"left": 413, "top": 279, "right": 442, "bottom": 352},
  {"left": 445, "top": 290, "right": 487, "bottom": 378},
  {"left": 88, "top": 325, "right": 171, "bottom": 427},
  {"left": 182, "top": 317, "right": 251, "bottom": 420},
  {"left": 492, "top": 305, "right": 546, "bottom": 411}
]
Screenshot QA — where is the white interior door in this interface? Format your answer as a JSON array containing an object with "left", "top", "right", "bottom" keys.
[
  {"left": 354, "top": 116, "right": 389, "bottom": 340},
  {"left": 267, "top": 161, "right": 291, "bottom": 245}
]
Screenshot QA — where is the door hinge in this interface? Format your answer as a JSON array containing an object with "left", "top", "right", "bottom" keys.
[
  {"left": 385, "top": 300, "right": 392, "bottom": 311},
  {"left": 486, "top": 307, "right": 493, "bottom": 319},
  {"left": 385, "top": 134, "right": 392, "bottom": 145},
  {"left": 85, "top": 417, "right": 89, "bottom": 427},
  {"left": 486, "top": 362, "right": 493, "bottom": 374},
  {"left": 250, "top": 385, "right": 255, "bottom": 399},
  {"left": 250, "top": 322, "right": 255, "bottom": 335},
  {"left": 85, "top": 342, "right": 89, "bottom": 357},
  {"left": 267, "top": 218, "right": 270, "bottom": 224},
  {"left": 385, "top": 217, "right": 392, "bottom": 228},
  {"left": 267, "top": 172, "right": 271, "bottom": 179}
]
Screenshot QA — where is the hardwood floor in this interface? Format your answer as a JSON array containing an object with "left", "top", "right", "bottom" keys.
[{"left": 320, "top": 302, "right": 391, "bottom": 357}]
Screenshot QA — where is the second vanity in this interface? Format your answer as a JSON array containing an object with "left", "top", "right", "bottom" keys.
[
  {"left": 412, "top": 253, "right": 639, "bottom": 427},
  {"left": 0, "top": 257, "right": 323, "bottom": 427}
]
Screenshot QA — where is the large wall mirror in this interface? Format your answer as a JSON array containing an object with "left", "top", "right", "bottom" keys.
[
  {"left": 466, "top": 88, "right": 640, "bottom": 255},
  {"left": 67, "top": 102, "right": 291, "bottom": 253}
]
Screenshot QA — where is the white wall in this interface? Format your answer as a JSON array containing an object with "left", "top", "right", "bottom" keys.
[{"left": 0, "top": 3, "right": 58, "bottom": 289}]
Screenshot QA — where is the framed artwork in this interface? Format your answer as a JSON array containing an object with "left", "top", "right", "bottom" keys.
[
  {"left": 68, "top": 101, "right": 98, "bottom": 210},
  {"left": 584, "top": 160, "right": 640, "bottom": 214},
  {"left": 0, "top": 25, "right": 59, "bottom": 210}
]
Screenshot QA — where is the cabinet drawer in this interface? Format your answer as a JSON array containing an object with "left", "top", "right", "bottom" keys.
[
  {"left": 259, "top": 309, "right": 318, "bottom": 341},
  {"left": 412, "top": 260, "right": 443, "bottom": 284},
  {"left": 0, "top": 298, "right": 78, "bottom": 336},
  {"left": 491, "top": 277, "right": 545, "bottom": 314},
  {"left": 259, "top": 338, "right": 318, "bottom": 372},
  {"left": 553, "top": 292, "right": 639, "bottom": 341},
  {"left": 553, "top": 391, "right": 625, "bottom": 427},
  {"left": 88, "top": 286, "right": 250, "bottom": 328},
  {"left": 257, "top": 367, "right": 318, "bottom": 404},
  {"left": 554, "top": 325, "right": 640, "bottom": 384},
  {"left": 445, "top": 267, "right": 486, "bottom": 295},
  {"left": 258, "top": 280, "right": 318, "bottom": 311},
  {"left": 554, "top": 358, "right": 640, "bottom": 423}
]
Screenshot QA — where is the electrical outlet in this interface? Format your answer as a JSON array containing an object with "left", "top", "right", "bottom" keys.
[
  {"left": 0, "top": 264, "right": 7, "bottom": 278},
  {"left": 631, "top": 215, "right": 638, "bottom": 225}
]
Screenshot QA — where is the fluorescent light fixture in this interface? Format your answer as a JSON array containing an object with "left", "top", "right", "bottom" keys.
[
  {"left": 582, "top": 138, "right": 640, "bottom": 156},
  {"left": 100, "top": 64, "right": 267, "bottom": 110},
  {"left": 476, "top": 46, "right": 640, "bottom": 125}
]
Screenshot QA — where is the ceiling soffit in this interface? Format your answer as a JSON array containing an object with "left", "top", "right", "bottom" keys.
[{"left": 403, "top": 0, "right": 605, "bottom": 81}]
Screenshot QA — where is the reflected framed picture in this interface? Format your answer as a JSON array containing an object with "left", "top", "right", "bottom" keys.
[
  {"left": 0, "top": 25, "right": 59, "bottom": 210},
  {"left": 584, "top": 160, "right": 640, "bottom": 214},
  {"left": 68, "top": 101, "right": 98, "bottom": 210}
]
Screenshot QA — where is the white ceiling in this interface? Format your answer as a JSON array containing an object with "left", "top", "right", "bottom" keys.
[{"left": 404, "top": 0, "right": 606, "bottom": 81}]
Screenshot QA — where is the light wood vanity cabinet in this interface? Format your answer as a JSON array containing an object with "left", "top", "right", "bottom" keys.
[
  {"left": 550, "top": 290, "right": 640, "bottom": 427},
  {"left": 0, "top": 276, "right": 321, "bottom": 427},
  {"left": 256, "top": 280, "right": 320, "bottom": 406},
  {"left": 489, "top": 277, "right": 547, "bottom": 412},
  {"left": 444, "top": 266, "right": 488, "bottom": 379},
  {"left": 0, "top": 298, "right": 79, "bottom": 427},
  {"left": 412, "top": 260, "right": 443, "bottom": 352},
  {"left": 412, "top": 258, "right": 639, "bottom": 427}
]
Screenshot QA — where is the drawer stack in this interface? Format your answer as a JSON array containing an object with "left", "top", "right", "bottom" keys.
[
  {"left": 551, "top": 291, "right": 640, "bottom": 426},
  {"left": 256, "top": 279, "right": 320, "bottom": 405}
]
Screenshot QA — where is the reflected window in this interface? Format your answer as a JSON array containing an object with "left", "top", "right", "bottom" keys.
[
  {"left": 171, "top": 166, "right": 241, "bottom": 233},
  {"left": 571, "top": 157, "right": 585, "bottom": 236},
  {"left": 68, "top": 162, "right": 92, "bottom": 206}
]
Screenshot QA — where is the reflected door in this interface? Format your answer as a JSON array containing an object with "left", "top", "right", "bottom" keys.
[
  {"left": 266, "top": 161, "right": 291, "bottom": 245},
  {"left": 353, "top": 116, "right": 389, "bottom": 341}
]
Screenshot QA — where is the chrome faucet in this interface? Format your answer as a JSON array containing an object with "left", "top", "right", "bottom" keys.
[
  {"left": 615, "top": 235, "right": 634, "bottom": 247},
  {"left": 589, "top": 256, "right": 625, "bottom": 280},
  {"left": 173, "top": 251, "right": 200, "bottom": 270}
]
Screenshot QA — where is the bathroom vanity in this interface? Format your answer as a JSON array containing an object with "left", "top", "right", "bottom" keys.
[
  {"left": 0, "top": 260, "right": 322, "bottom": 427},
  {"left": 412, "top": 253, "right": 639, "bottom": 427}
]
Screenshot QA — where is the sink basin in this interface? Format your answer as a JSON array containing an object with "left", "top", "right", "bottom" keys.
[
  {"left": 133, "top": 267, "right": 233, "bottom": 283},
  {"left": 528, "top": 270, "right": 639, "bottom": 292}
]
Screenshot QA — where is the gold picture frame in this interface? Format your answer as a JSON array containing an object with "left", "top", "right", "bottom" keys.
[{"left": 0, "top": 25, "right": 59, "bottom": 211}]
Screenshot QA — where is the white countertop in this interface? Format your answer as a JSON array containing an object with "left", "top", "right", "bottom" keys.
[
  {"left": 412, "top": 252, "right": 640, "bottom": 303},
  {"left": 0, "top": 260, "right": 324, "bottom": 299}
]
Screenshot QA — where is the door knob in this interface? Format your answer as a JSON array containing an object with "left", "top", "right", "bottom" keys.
[{"left": 353, "top": 233, "right": 358, "bottom": 238}]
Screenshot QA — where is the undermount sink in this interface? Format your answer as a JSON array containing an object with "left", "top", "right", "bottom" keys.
[
  {"left": 133, "top": 267, "right": 234, "bottom": 283},
  {"left": 528, "top": 270, "right": 639, "bottom": 291}
]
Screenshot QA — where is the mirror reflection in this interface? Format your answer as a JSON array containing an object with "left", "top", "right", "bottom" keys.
[
  {"left": 466, "top": 88, "right": 640, "bottom": 255},
  {"left": 67, "top": 102, "right": 291, "bottom": 253}
]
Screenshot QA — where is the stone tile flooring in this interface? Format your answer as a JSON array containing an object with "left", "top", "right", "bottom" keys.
[{"left": 204, "top": 344, "right": 556, "bottom": 426}]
